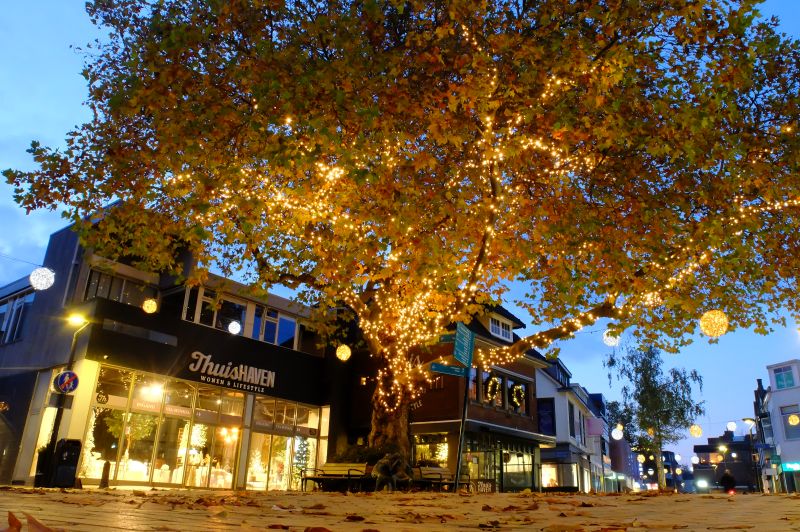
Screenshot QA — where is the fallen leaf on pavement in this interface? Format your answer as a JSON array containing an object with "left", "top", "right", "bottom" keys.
[
  {"left": 345, "top": 515, "right": 366, "bottom": 521},
  {"left": 24, "top": 513, "right": 57, "bottom": 532}
]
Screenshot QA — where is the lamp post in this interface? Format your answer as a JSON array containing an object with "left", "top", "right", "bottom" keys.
[
  {"left": 742, "top": 417, "right": 761, "bottom": 493},
  {"left": 41, "top": 314, "right": 90, "bottom": 487}
]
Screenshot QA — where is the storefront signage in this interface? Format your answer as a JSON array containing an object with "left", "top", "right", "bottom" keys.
[
  {"left": 474, "top": 479, "right": 496, "bottom": 493},
  {"left": 783, "top": 462, "right": 800, "bottom": 471},
  {"left": 187, "top": 351, "right": 276, "bottom": 394}
]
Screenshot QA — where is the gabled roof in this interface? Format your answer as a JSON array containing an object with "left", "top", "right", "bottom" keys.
[{"left": 485, "top": 304, "right": 526, "bottom": 329}]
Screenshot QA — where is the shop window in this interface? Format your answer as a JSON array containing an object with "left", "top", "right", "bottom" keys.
[
  {"left": 253, "top": 397, "right": 275, "bottom": 431},
  {"left": 84, "top": 269, "right": 157, "bottom": 309},
  {"left": 507, "top": 378, "right": 527, "bottom": 414},
  {"left": 775, "top": 366, "right": 795, "bottom": 390},
  {"left": 273, "top": 400, "right": 297, "bottom": 431},
  {"left": 195, "top": 386, "right": 221, "bottom": 424},
  {"left": 781, "top": 405, "right": 800, "bottom": 439},
  {"left": 219, "top": 390, "right": 245, "bottom": 426},
  {"left": 413, "top": 434, "right": 449, "bottom": 466},
  {"left": 130, "top": 375, "right": 166, "bottom": 413},
  {"left": 0, "top": 290, "right": 34, "bottom": 344},
  {"left": 163, "top": 381, "right": 194, "bottom": 417},
  {"left": 542, "top": 463, "right": 558, "bottom": 488}
]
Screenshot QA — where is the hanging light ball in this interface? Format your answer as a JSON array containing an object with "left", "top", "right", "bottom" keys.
[
  {"left": 336, "top": 344, "right": 352, "bottom": 362},
  {"left": 611, "top": 427, "right": 624, "bottom": 440},
  {"left": 726, "top": 421, "right": 737, "bottom": 432},
  {"left": 142, "top": 298, "right": 158, "bottom": 314},
  {"left": 789, "top": 414, "right": 800, "bottom": 427},
  {"left": 227, "top": 320, "right": 242, "bottom": 335},
  {"left": 675, "top": 467, "right": 683, "bottom": 476},
  {"left": 699, "top": 309, "right": 728, "bottom": 337},
  {"left": 603, "top": 330, "right": 621, "bottom": 347},
  {"left": 689, "top": 424, "right": 703, "bottom": 438},
  {"left": 29, "top": 267, "right": 55, "bottom": 291},
  {"left": 691, "top": 456, "right": 700, "bottom": 465},
  {"left": 675, "top": 454, "right": 682, "bottom": 462},
  {"left": 637, "top": 454, "right": 646, "bottom": 464}
]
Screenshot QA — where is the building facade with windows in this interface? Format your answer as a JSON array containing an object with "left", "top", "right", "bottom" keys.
[
  {"left": 0, "top": 224, "right": 345, "bottom": 489},
  {"left": 759, "top": 360, "right": 800, "bottom": 492}
]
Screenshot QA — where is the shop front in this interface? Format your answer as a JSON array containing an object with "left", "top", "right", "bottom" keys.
[{"left": 26, "top": 298, "right": 329, "bottom": 490}]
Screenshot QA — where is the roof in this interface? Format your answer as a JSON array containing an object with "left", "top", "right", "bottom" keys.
[
  {"left": 485, "top": 304, "right": 526, "bottom": 329},
  {"left": 0, "top": 276, "right": 32, "bottom": 299}
]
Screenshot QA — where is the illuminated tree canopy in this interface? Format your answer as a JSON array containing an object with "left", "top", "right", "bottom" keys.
[{"left": 5, "top": 0, "right": 800, "bottom": 451}]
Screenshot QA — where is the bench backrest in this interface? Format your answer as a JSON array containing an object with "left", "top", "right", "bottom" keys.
[
  {"left": 318, "top": 462, "right": 367, "bottom": 476},
  {"left": 416, "top": 466, "right": 454, "bottom": 481}
]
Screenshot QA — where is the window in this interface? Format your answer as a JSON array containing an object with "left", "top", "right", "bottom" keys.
[
  {"left": 252, "top": 305, "right": 297, "bottom": 348},
  {"left": 183, "top": 287, "right": 246, "bottom": 336},
  {"left": 507, "top": 378, "right": 527, "bottom": 414},
  {"left": 780, "top": 405, "right": 800, "bottom": 440},
  {"left": 84, "top": 269, "right": 157, "bottom": 309},
  {"left": 569, "top": 403, "right": 576, "bottom": 438},
  {"left": 538, "top": 398, "right": 556, "bottom": 435},
  {"left": 482, "top": 371, "right": 504, "bottom": 408},
  {"left": 775, "top": 366, "right": 795, "bottom": 389},
  {"left": 468, "top": 368, "right": 477, "bottom": 401},
  {"left": 0, "top": 291, "right": 34, "bottom": 344},
  {"left": 489, "top": 317, "right": 513, "bottom": 341}
]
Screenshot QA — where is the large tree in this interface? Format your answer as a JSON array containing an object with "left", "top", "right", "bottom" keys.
[
  {"left": 605, "top": 345, "right": 705, "bottom": 490},
  {"left": 5, "top": 0, "right": 800, "bottom": 455}
]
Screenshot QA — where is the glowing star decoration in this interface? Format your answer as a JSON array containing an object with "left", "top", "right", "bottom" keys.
[
  {"left": 603, "top": 330, "right": 621, "bottom": 347},
  {"left": 690, "top": 424, "right": 703, "bottom": 438},
  {"left": 227, "top": 321, "right": 242, "bottom": 335},
  {"left": 691, "top": 456, "right": 700, "bottom": 465},
  {"left": 142, "top": 298, "right": 158, "bottom": 314},
  {"left": 29, "top": 267, "right": 55, "bottom": 291},
  {"left": 699, "top": 310, "right": 729, "bottom": 337},
  {"left": 336, "top": 344, "right": 352, "bottom": 362},
  {"left": 726, "top": 421, "right": 737, "bottom": 432},
  {"left": 789, "top": 414, "right": 800, "bottom": 426},
  {"left": 637, "top": 454, "right": 646, "bottom": 464}
]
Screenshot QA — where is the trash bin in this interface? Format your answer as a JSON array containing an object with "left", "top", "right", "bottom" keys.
[{"left": 51, "top": 439, "right": 81, "bottom": 488}]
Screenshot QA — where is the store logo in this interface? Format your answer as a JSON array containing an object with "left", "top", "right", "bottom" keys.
[{"left": 187, "top": 351, "right": 276, "bottom": 391}]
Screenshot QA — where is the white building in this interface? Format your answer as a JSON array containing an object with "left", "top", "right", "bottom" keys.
[{"left": 762, "top": 359, "right": 800, "bottom": 492}]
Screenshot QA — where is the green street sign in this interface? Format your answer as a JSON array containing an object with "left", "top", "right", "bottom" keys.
[
  {"left": 430, "top": 362, "right": 467, "bottom": 377},
  {"left": 454, "top": 322, "right": 475, "bottom": 367}
]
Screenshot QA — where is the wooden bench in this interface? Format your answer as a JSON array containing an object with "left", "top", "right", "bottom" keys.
[
  {"left": 413, "top": 466, "right": 471, "bottom": 492},
  {"left": 301, "top": 462, "right": 368, "bottom": 492}
]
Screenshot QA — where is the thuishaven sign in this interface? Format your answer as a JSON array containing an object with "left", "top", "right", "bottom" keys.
[{"left": 188, "top": 351, "right": 276, "bottom": 394}]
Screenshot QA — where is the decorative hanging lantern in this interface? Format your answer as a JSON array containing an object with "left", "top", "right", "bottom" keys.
[
  {"left": 675, "top": 454, "right": 682, "bottom": 462},
  {"left": 611, "top": 426, "right": 624, "bottom": 440},
  {"left": 142, "top": 298, "right": 158, "bottom": 314},
  {"left": 789, "top": 414, "right": 800, "bottom": 426},
  {"left": 227, "top": 320, "right": 242, "bottom": 335},
  {"left": 29, "top": 267, "right": 55, "bottom": 291},
  {"left": 336, "top": 344, "right": 352, "bottom": 361},
  {"left": 603, "top": 330, "right": 621, "bottom": 347},
  {"left": 699, "top": 309, "right": 728, "bottom": 337},
  {"left": 691, "top": 456, "right": 700, "bottom": 465},
  {"left": 726, "top": 421, "right": 737, "bottom": 432},
  {"left": 689, "top": 424, "right": 703, "bottom": 438}
]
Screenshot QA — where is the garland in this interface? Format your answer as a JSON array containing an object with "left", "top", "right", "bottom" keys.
[{"left": 511, "top": 384, "right": 525, "bottom": 408}]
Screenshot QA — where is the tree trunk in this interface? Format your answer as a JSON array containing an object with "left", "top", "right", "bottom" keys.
[
  {"left": 655, "top": 440, "right": 666, "bottom": 491},
  {"left": 367, "top": 384, "right": 412, "bottom": 459}
]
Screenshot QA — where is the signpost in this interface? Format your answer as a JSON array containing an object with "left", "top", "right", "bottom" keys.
[
  {"left": 430, "top": 362, "right": 467, "bottom": 378},
  {"left": 53, "top": 371, "right": 79, "bottom": 394},
  {"left": 454, "top": 322, "right": 474, "bottom": 367}
]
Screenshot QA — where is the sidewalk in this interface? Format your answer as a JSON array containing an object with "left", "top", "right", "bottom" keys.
[{"left": 0, "top": 486, "right": 798, "bottom": 531}]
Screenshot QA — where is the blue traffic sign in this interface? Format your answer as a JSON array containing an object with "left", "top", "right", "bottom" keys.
[
  {"left": 430, "top": 362, "right": 467, "bottom": 377},
  {"left": 454, "top": 322, "right": 475, "bottom": 367},
  {"left": 53, "top": 371, "right": 79, "bottom": 394}
]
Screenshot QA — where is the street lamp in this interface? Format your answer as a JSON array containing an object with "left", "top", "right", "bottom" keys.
[
  {"left": 41, "top": 314, "right": 90, "bottom": 487},
  {"left": 742, "top": 417, "right": 761, "bottom": 493}
]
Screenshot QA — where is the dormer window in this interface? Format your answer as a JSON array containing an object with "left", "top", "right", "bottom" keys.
[
  {"left": 489, "top": 316, "right": 513, "bottom": 341},
  {"left": 775, "top": 366, "right": 795, "bottom": 390}
]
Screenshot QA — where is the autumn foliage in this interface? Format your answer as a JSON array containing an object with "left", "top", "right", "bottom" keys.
[{"left": 5, "top": 0, "right": 800, "bottom": 451}]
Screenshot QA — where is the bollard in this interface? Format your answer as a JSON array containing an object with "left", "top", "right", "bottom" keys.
[{"left": 99, "top": 461, "right": 110, "bottom": 489}]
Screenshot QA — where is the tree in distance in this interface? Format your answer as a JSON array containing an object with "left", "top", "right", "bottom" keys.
[{"left": 5, "top": 0, "right": 799, "bottom": 455}]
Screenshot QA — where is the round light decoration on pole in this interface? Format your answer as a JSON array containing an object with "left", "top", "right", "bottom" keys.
[
  {"left": 142, "top": 298, "right": 158, "bottom": 314},
  {"left": 29, "top": 267, "right": 55, "bottom": 291},
  {"left": 227, "top": 320, "right": 242, "bottom": 335},
  {"left": 689, "top": 424, "right": 703, "bottom": 438},
  {"left": 789, "top": 414, "right": 800, "bottom": 427},
  {"left": 336, "top": 344, "right": 352, "bottom": 362},
  {"left": 726, "top": 421, "right": 737, "bottom": 432},
  {"left": 603, "top": 330, "right": 621, "bottom": 347},
  {"left": 699, "top": 309, "right": 728, "bottom": 337}
]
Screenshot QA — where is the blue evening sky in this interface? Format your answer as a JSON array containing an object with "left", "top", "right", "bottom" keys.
[{"left": 1, "top": 1, "right": 798, "bottom": 466}]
